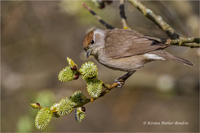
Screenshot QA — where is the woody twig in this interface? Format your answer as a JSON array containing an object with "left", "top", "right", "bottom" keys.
[{"left": 119, "top": 0, "right": 130, "bottom": 29}]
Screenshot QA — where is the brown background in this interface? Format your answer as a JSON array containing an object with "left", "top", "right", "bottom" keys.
[{"left": 1, "top": 0, "right": 199, "bottom": 132}]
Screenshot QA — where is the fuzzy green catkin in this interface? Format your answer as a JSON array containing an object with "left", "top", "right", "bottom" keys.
[
  {"left": 75, "top": 107, "right": 86, "bottom": 123},
  {"left": 57, "top": 98, "right": 76, "bottom": 116},
  {"left": 35, "top": 108, "right": 52, "bottom": 130},
  {"left": 70, "top": 91, "right": 87, "bottom": 103},
  {"left": 80, "top": 62, "right": 98, "bottom": 79},
  {"left": 86, "top": 79, "right": 102, "bottom": 98},
  {"left": 58, "top": 66, "right": 75, "bottom": 82}
]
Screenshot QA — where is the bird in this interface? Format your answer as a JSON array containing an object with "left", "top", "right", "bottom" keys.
[{"left": 82, "top": 28, "right": 193, "bottom": 87}]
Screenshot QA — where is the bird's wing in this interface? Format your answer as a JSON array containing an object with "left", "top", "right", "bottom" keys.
[{"left": 104, "top": 29, "right": 169, "bottom": 59}]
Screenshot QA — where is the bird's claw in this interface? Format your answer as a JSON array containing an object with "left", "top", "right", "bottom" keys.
[{"left": 115, "top": 79, "right": 124, "bottom": 88}]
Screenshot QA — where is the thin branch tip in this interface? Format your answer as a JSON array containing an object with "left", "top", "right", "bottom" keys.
[
  {"left": 83, "top": 2, "right": 115, "bottom": 29},
  {"left": 119, "top": 0, "right": 130, "bottom": 29},
  {"left": 82, "top": 2, "right": 89, "bottom": 10}
]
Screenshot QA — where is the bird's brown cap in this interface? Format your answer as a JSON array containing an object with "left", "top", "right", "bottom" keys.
[{"left": 83, "top": 30, "right": 94, "bottom": 51}]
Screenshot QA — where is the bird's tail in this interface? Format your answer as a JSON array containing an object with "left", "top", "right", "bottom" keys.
[
  {"left": 148, "top": 50, "right": 194, "bottom": 66},
  {"left": 170, "top": 55, "right": 193, "bottom": 66}
]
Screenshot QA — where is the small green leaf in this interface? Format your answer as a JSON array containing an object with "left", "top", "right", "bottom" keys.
[
  {"left": 80, "top": 62, "right": 98, "bottom": 79},
  {"left": 57, "top": 98, "right": 76, "bottom": 116},
  {"left": 86, "top": 78, "right": 102, "bottom": 98},
  {"left": 50, "top": 103, "right": 59, "bottom": 111},
  {"left": 50, "top": 103, "right": 61, "bottom": 118},
  {"left": 30, "top": 103, "right": 42, "bottom": 109},
  {"left": 70, "top": 91, "right": 87, "bottom": 103},
  {"left": 58, "top": 66, "right": 75, "bottom": 82},
  {"left": 67, "top": 57, "right": 77, "bottom": 69},
  {"left": 75, "top": 107, "right": 86, "bottom": 123},
  {"left": 35, "top": 108, "right": 52, "bottom": 130}
]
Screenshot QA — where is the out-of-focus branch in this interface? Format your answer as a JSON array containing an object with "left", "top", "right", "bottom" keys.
[
  {"left": 82, "top": 2, "right": 114, "bottom": 29},
  {"left": 128, "top": 0, "right": 200, "bottom": 48},
  {"left": 128, "top": 0, "right": 179, "bottom": 39},
  {"left": 119, "top": 0, "right": 130, "bottom": 29}
]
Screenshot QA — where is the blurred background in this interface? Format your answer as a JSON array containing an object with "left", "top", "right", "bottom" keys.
[{"left": 1, "top": 0, "right": 199, "bottom": 132}]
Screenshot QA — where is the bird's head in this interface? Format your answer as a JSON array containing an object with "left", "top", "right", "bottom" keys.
[{"left": 82, "top": 29, "right": 106, "bottom": 58}]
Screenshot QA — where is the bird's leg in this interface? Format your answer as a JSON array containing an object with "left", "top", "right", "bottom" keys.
[{"left": 115, "top": 71, "right": 136, "bottom": 87}]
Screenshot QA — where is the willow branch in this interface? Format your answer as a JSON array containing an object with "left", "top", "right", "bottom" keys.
[
  {"left": 74, "top": 82, "right": 119, "bottom": 108},
  {"left": 82, "top": 2, "right": 114, "bottom": 29},
  {"left": 119, "top": 0, "right": 130, "bottom": 29},
  {"left": 151, "top": 37, "right": 200, "bottom": 48},
  {"left": 166, "top": 37, "right": 200, "bottom": 48}
]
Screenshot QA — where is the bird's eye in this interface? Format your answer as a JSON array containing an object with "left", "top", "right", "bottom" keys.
[{"left": 91, "top": 40, "right": 94, "bottom": 44}]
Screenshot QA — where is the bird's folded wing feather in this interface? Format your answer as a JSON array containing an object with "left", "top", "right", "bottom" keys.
[{"left": 104, "top": 29, "right": 169, "bottom": 59}]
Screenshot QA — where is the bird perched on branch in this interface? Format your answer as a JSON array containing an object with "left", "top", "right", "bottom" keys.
[{"left": 82, "top": 29, "right": 193, "bottom": 87}]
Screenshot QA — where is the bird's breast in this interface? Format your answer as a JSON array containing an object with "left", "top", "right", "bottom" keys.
[{"left": 96, "top": 50, "right": 146, "bottom": 72}]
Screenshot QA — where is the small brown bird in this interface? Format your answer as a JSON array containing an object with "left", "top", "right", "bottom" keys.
[{"left": 82, "top": 29, "right": 193, "bottom": 86}]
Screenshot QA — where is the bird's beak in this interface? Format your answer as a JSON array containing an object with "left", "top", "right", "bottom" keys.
[{"left": 86, "top": 49, "right": 92, "bottom": 58}]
